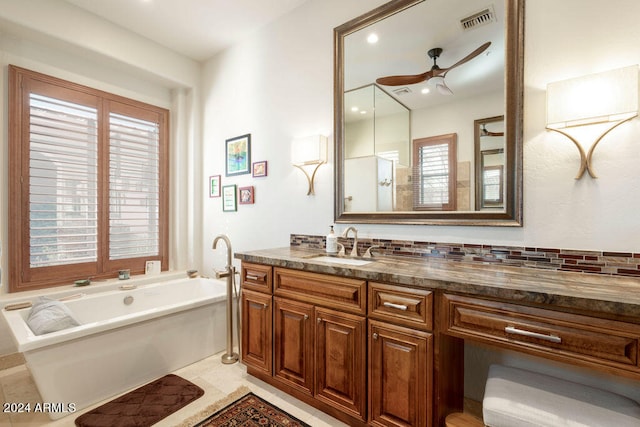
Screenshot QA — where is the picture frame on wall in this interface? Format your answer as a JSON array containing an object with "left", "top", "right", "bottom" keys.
[
  {"left": 222, "top": 184, "right": 237, "bottom": 212},
  {"left": 225, "top": 134, "right": 251, "bottom": 177},
  {"left": 239, "top": 186, "right": 255, "bottom": 204},
  {"left": 209, "top": 175, "right": 221, "bottom": 197},
  {"left": 252, "top": 160, "right": 268, "bottom": 177}
]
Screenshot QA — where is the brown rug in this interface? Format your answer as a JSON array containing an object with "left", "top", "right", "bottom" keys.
[
  {"left": 75, "top": 374, "right": 204, "bottom": 427},
  {"left": 193, "top": 392, "right": 311, "bottom": 427}
]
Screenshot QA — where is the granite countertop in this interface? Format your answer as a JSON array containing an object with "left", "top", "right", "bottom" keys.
[{"left": 235, "top": 247, "right": 640, "bottom": 320}]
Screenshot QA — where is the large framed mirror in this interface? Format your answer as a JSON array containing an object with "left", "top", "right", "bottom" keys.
[{"left": 334, "top": 0, "right": 524, "bottom": 226}]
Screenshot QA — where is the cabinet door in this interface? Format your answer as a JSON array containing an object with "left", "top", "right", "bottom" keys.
[
  {"left": 241, "top": 289, "right": 272, "bottom": 374},
  {"left": 315, "top": 307, "right": 366, "bottom": 421},
  {"left": 369, "top": 320, "right": 433, "bottom": 427},
  {"left": 274, "top": 297, "right": 314, "bottom": 395}
]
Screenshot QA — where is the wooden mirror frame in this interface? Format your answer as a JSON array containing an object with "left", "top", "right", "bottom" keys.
[{"left": 333, "top": 0, "right": 524, "bottom": 226}]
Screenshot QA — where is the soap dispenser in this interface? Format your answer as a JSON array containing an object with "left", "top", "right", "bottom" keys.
[{"left": 326, "top": 226, "right": 338, "bottom": 254}]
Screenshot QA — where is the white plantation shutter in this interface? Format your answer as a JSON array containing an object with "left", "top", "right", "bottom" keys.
[
  {"left": 417, "top": 142, "right": 449, "bottom": 206},
  {"left": 28, "top": 94, "right": 99, "bottom": 267},
  {"left": 109, "top": 113, "right": 160, "bottom": 260},
  {"left": 412, "top": 134, "right": 456, "bottom": 211}
]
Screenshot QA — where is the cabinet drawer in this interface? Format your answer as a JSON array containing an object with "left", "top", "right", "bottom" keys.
[
  {"left": 443, "top": 294, "right": 640, "bottom": 369},
  {"left": 242, "top": 262, "right": 273, "bottom": 293},
  {"left": 368, "top": 282, "right": 433, "bottom": 331},
  {"left": 274, "top": 268, "right": 366, "bottom": 315}
]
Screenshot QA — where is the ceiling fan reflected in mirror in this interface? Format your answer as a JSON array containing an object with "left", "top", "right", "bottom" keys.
[
  {"left": 481, "top": 124, "right": 504, "bottom": 137},
  {"left": 376, "top": 41, "right": 491, "bottom": 95}
]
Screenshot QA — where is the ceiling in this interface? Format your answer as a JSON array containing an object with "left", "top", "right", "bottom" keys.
[
  {"left": 344, "top": 0, "right": 505, "bottom": 114},
  {"left": 63, "top": 0, "right": 310, "bottom": 62}
]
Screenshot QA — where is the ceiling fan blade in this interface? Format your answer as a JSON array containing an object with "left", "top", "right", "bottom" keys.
[
  {"left": 441, "top": 41, "right": 491, "bottom": 77},
  {"left": 436, "top": 81, "right": 453, "bottom": 95},
  {"left": 481, "top": 125, "right": 504, "bottom": 137},
  {"left": 376, "top": 71, "right": 431, "bottom": 86}
]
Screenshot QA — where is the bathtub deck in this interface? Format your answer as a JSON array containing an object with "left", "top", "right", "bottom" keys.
[{"left": 0, "top": 350, "right": 347, "bottom": 427}]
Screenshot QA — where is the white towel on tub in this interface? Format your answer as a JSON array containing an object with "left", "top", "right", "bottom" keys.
[{"left": 27, "top": 297, "right": 81, "bottom": 335}]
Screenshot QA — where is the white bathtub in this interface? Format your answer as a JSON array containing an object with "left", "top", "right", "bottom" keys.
[{"left": 2, "top": 276, "right": 229, "bottom": 419}]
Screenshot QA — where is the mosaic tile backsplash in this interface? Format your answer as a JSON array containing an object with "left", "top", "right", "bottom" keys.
[{"left": 290, "top": 234, "right": 640, "bottom": 278}]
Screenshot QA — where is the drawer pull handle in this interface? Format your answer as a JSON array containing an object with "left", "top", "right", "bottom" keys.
[
  {"left": 505, "top": 326, "right": 561, "bottom": 343},
  {"left": 383, "top": 302, "right": 408, "bottom": 311},
  {"left": 373, "top": 332, "right": 379, "bottom": 340},
  {"left": 303, "top": 314, "right": 309, "bottom": 320},
  {"left": 246, "top": 274, "right": 262, "bottom": 281},
  {"left": 317, "top": 317, "right": 322, "bottom": 324}
]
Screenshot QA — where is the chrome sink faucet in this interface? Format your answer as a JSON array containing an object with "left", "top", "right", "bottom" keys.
[{"left": 341, "top": 226, "right": 358, "bottom": 257}]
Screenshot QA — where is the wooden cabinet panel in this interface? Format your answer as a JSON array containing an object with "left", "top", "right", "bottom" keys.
[
  {"left": 241, "top": 289, "right": 272, "bottom": 374},
  {"left": 443, "top": 294, "right": 640, "bottom": 370},
  {"left": 274, "top": 297, "right": 314, "bottom": 395},
  {"left": 369, "top": 282, "right": 433, "bottom": 331},
  {"left": 315, "top": 307, "right": 367, "bottom": 421},
  {"left": 369, "top": 320, "right": 433, "bottom": 427},
  {"left": 274, "top": 267, "right": 366, "bottom": 315},
  {"left": 242, "top": 262, "right": 273, "bottom": 293}
]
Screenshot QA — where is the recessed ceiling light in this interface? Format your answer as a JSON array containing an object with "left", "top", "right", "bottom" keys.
[
  {"left": 360, "top": 110, "right": 367, "bottom": 114},
  {"left": 351, "top": 106, "right": 359, "bottom": 112},
  {"left": 367, "top": 33, "right": 379, "bottom": 44},
  {"left": 421, "top": 87, "right": 430, "bottom": 94}
]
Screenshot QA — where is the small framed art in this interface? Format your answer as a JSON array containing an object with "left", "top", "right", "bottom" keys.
[
  {"left": 239, "top": 186, "right": 255, "bottom": 204},
  {"left": 225, "top": 134, "right": 251, "bottom": 177},
  {"left": 252, "top": 161, "right": 267, "bottom": 177},
  {"left": 222, "top": 184, "right": 237, "bottom": 212},
  {"left": 209, "top": 175, "right": 221, "bottom": 197}
]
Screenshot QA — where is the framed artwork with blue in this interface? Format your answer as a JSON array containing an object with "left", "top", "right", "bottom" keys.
[{"left": 225, "top": 134, "right": 251, "bottom": 176}]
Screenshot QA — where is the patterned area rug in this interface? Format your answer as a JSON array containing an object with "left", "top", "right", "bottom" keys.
[
  {"left": 75, "top": 374, "right": 204, "bottom": 427},
  {"left": 194, "top": 392, "right": 311, "bottom": 427}
]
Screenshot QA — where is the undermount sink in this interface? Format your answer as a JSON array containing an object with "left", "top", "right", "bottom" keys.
[{"left": 307, "top": 255, "right": 372, "bottom": 266}]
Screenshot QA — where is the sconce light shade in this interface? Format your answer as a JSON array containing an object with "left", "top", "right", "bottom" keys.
[
  {"left": 545, "top": 65, "right": 639, "bottom": 179},
  {"left": 547, "top": 65, "right": 638, "bottom": 129},
  {"left": 292, "top": 135, "right": 327, "bottom": 166},
  {"left": 292, "top": 135, "right": 328, "bottom": 195}
]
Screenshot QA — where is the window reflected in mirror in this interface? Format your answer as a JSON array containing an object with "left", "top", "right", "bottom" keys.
[
  {"left": 412, "top": 133, "right": 457, "bottom": 211},
  {"left": 474, "top": 115, "right": 505, "bottom": 210}
]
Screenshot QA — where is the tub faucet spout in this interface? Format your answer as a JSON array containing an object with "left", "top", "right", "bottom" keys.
[
  {"left": 213, "top": 234, "right": 233, "bottom": 270},
  {"left": 212, "top": 234, "right": 239, "bottom": 365}
]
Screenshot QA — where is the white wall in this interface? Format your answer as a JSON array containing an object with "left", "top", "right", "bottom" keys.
[
  {"left": 200, "top": 0, "right": 390, "bottom": 275},
  {"left": 200, "top": 0, "right": 640, "bottom": 401},
  {"left": 202, "top": 0, "right": 640, "bottom": 275}
]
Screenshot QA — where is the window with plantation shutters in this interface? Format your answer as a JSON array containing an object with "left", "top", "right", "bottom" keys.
[
  {"left": 412, "top": 134, "right": 457, "bottom": 211},
  {"left": 9, "top": 66, "right": 169, "bottom": 292},
  {"left": 29, "top": 94, "right": 99, "bottom": 268},
  {"left": 109, "top": 112, "right": 160, "bottom": 260}
]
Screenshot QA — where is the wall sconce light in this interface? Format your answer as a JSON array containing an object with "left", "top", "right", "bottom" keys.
[
  {"left": 291, "top": 135, "right": 328, "bottom": 195},
  {"left": 546, "top": 65, "right": 638, "bottom": 179}
]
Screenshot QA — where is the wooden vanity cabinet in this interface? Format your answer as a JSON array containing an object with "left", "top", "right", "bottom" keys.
[
  {"left": 368, "top": 282, "right": 434, "bottom": 427},
  {"left": 442, "top": 293, "right": 640, "bottom": 378},
  {"left": 273, "top": 297, "right": 314, "bottom": 394},
  {"left": 274, "top": 267, "right": 368, "bottom": 422},
  {"left": 241, "top": 288, "right": 272, "bottom": 374},
  {"left": 315, "top": 306, "right": 367, "bottom": 419},
  {"left": 240, "top": 263, "right": 273, "bottom": 374}
]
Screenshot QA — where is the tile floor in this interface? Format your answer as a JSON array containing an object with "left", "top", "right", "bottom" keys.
[{"left": 0, "top": 350, "right": 348, "bottom": 427}]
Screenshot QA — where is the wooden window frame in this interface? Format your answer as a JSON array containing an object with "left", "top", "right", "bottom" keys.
[
  {"left": 412, "top": 133, "right": 457, "bottom": 211},
  {"left": 8, "top": 65, "right": 169, "bottom": 292}
]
